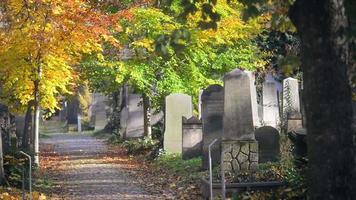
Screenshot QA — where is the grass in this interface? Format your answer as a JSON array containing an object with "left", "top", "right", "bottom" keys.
[{"left": 154, "top": 153, "right": 206, "bottom": 184}]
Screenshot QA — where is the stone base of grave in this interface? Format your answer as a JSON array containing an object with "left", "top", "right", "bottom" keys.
[{"left": 222, "top": 140, "right": 258, "bottom": 172}]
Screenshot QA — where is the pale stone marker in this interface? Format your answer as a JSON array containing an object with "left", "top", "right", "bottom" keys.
[
  {"left": 119, "top": 85, "right": 163, "bottom": 138},
  {"left": 93, "top": 93, "right": 108, "bottom": 131},
  {"left": 164, "top": 93, "right": 193, "bottom": 154},
  {"left": 246, "top": 71, "right": 261, "bottom": 127},
  {"left": 255, "top": 126, "right": 280, "bottom": 163},
  {"left": 126, "top": 94, "right": 144, "bottom": 138},
  {"left": 222, "top": 69, "right": 258, "bottom": 172},
  {"left": 201, "top": 84, "right": 224, "bottom": 169},
  {"left": 182, "top": 116, "right": 202, "bottom": 160},
  {"left": 120, "top": 106, "right": 129, "bottom": 138},
  {"left": 282, "top": 78, "right": 301, "bottom": 118},
  {"left": 263, "top": 76, "right": 280, "bottom": 128},
  {"left": 287, "top": 112, "right": 303, "bottom": 133}
]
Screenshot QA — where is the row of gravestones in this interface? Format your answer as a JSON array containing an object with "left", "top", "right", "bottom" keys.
[
  {"left": 163, "top": 69, "right": 303, "bottom": 172},
  {"left": 88, "top": 85, "right": 163, "bottom": 138}
]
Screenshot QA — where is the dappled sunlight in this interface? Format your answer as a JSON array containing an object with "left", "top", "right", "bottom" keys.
[{"left": 35, "top": 133, "right": 159, "bottom": 199}]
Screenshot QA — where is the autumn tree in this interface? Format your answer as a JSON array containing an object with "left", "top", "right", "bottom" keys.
[
  {"left": 81, "top": 0, "right": 267, "bottom": 138},
  {"left": 0, "top": 0, "right": 116, "bottom": 165}
]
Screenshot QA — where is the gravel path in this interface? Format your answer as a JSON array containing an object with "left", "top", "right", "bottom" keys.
[{"left": 38, "top": 133, "right": 160, "bottom": 200}]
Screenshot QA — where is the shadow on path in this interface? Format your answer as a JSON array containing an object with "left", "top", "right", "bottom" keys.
[{"left": 37, "top": 132, "right": 160, "bottom": 200}]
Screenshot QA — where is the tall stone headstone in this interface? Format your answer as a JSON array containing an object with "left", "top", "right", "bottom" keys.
[
  {"left": 93, "top": 93, "right": 108, "bottom": 131},
  {"left": 182, "top": 117, "right": 202, "bottom": 160},
  {"left": 246, "top": 71, "right": 261, "bottom": 127},
  {"left": 120, "top": 106, "right": 129, "bottom": 137},
  {"left": 282, "top": 78, "right": 301, "bottom": 132},
  {"left": 222, "top": 69, "right": 258, "bottom": 172},
  {"left": 263, "top": 76, "right": 280, "bottom": 128},
  {"left": 126, "top": 94, "right": 144, "bottom": 138},
  {"left": 287, "top": 112, "right": 303, "bottom": 133},
  {"left": 255, "top": 126, "right": 280, "bottom": 163},
  {"left": 201, "top": 84, "right": 224, "bottom": 169},
  {"left": 282, "top": 78, "right": 301, "bottom": 117},
  {"left": 67, "top": 98, "right": 79, "bottom": 124},
  {"left": 164, "top": 93, "right": 193, "bottom": 154},
  {"left": 15, "top": 116, "right": 25, "bottom": 139}
]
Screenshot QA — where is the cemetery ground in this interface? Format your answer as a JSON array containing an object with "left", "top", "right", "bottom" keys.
[
  {"left": 19, "top": 122, "right": 309, "bottom": 200},
  {"left": 32, "top": 130, "right": 204, "bottom": 199}
]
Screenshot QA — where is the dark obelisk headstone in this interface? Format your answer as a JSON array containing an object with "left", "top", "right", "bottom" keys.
[
  {"left": 201, "top": 84, "right": 224, "bottom": 169},
  {"left": 182, "top": 117, "right": 203, "bottom": 160},
  {"left": 222, "top": 69, "right": 258, "bottom": 172},
  {"left": 255, "top": 126, "right": 280, "bottom": 163}
]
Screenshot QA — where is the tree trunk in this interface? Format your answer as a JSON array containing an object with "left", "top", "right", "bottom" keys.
[
  {"left": 143, "top": 94, "right": 152, "bottom": 138},
  {"left": 22, "top": 101, "right": 33, "bottom": 150},
  {"left": 289, "top": 0, "right": 356, "bottom": 199}
]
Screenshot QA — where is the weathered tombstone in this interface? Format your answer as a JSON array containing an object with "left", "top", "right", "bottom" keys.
[
  {"left": 282, "top": 78, "right": 301, "bottom": 128},
  {"left": 255, "top": 126, "right": 280, "bottom": 163},
  {"left": 93, "top": 93, "right": 108, "bottom": 131},
  {"left": 163, "top": 93, "right": 193, "bottom": 154},
  {"left": 67, "top": 98, "right": 79, "bottom": 124},
  {"left": 15, "top": 116, "right": 25, "bottom": 139},
  {"left": 222, "top": 69, "right": 258, "bottom": 172},
  {"left": 119, "top": 85, "right": 163, "bottom": 138},
  {"left": 182, "top": 117, "right": 202, "bottom": 160},
  {"left": 120, "top": 106, "right": 129, "bottom": 138},
  {"left": 263, "top": 76, "right": 280, "bottom": 128},
  {"left": 126, "top": 93, "right": 144, "bottom": 138},
  {"left": 287, "top": 112, "right": 303, "bottom": 133},
  {"left": 246, "top": 71, "right": 261, "bottom": 127},
  {"left": 201, "top": 85, "right": 224, "bottom": 169}
]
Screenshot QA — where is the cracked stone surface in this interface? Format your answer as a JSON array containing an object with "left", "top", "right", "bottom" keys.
[{"left": 38, "top": 132, "right": 161, "bottom": 200}]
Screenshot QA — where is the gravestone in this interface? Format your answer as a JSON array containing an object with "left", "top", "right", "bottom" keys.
[
  {"left": 282, "top": 78, "right": 301, "bottom": 131},
  {"left": 287, "top": 112, "right": 303, "bottom": 133},
  {"left": 201, "top": 84, "right": 224, "bottom": 169},
  {"left": 222, "top": 69, "right": 258, "bottom": 172},
  {"left": 119, "top": 85, "right": 163, "bottom": 138},
  {"left": 182, "top": 117, "right": 203, "bottom": 160},
  {"left": 126, "top": 94, "right": 144, "bottom": 138},
  {"left": 93, "top": 93, "right": 108, "bottom": 131},
  {"left": 246, "top": 71, "right": 261, "bottom": 127},
  {"left": 67, "top": 98, "right": 79, "bottom": 124},
  {"left": 255, "top": 126, "right": 280, "bottom": 163},
  {"left": 263, "top": 76, "right": 280, "bottom": 128},
  {"left": 164, "top": 93, "right": 193, "bottom": 154},
  {"left": 120, "top": 106, "right": 129, "bottom": 137},
  {"left": 15, "top": 116, "right": 25, "bottom": 139}
]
